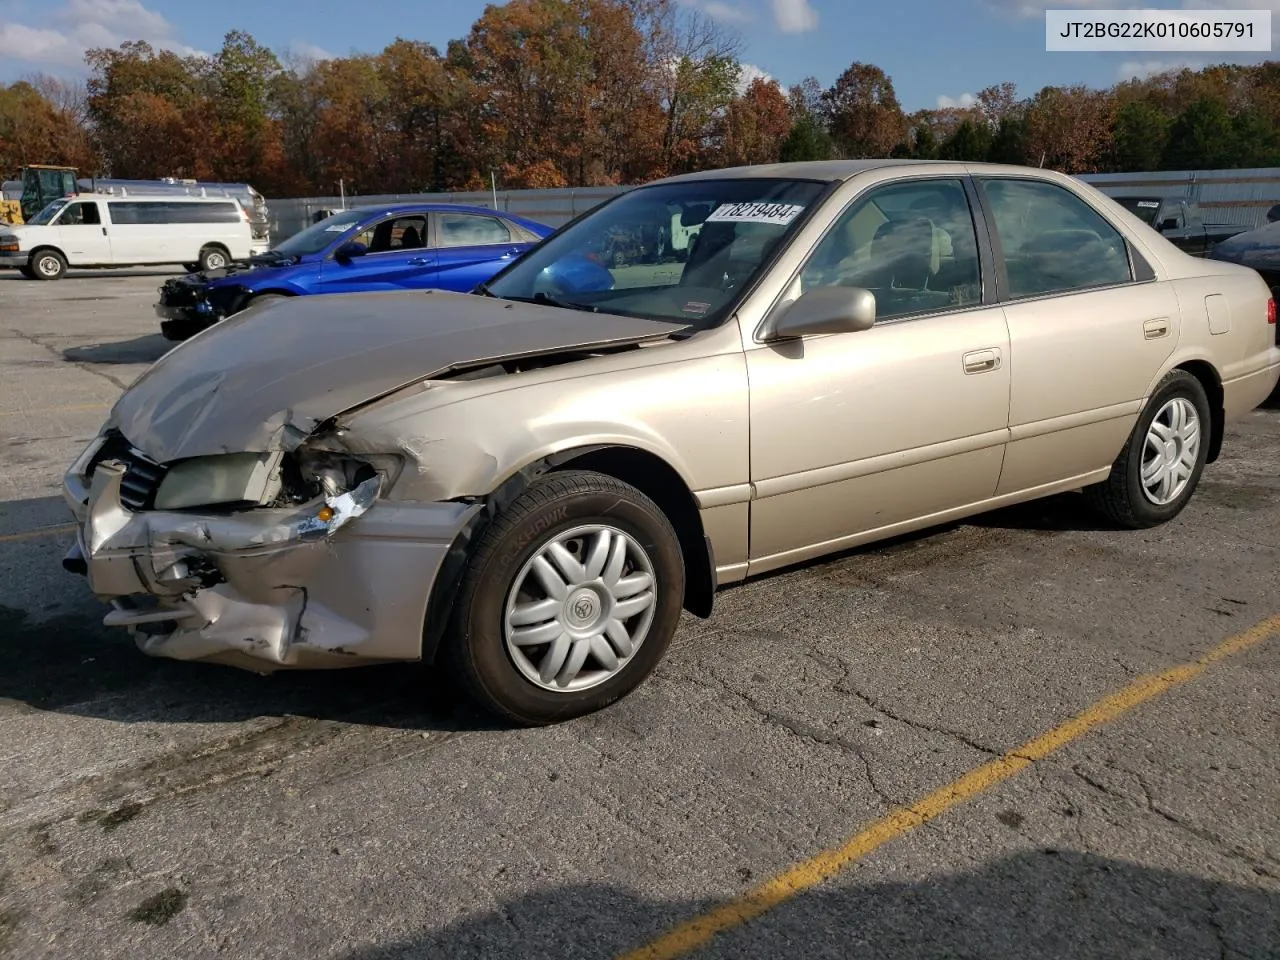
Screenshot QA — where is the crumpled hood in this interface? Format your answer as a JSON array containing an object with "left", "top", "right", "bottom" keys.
[{"left": 112, "top": 289, "right": 685, "bottom": 463}]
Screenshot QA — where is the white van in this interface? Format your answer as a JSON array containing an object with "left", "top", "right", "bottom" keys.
[{"left": 0, "top": 194, "right": 262, "bottom": 280}]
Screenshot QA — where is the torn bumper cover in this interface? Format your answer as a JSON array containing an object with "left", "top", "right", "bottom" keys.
[{"left": 62, "top": 450, "right": 480, "bottom": 672}]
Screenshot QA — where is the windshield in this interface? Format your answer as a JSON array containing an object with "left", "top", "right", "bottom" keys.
[
  {"left": 484, "top": 178, "right": 829, "bottom": 326},
  {"left": 1114, "top": 197, "right": 1161, "bottom": 225},
  {"left": 27, "top": 199, "right": 68, "bottom": 226},
  {"left": 272, "top": 209, "right": 367, "bottom": 257}
]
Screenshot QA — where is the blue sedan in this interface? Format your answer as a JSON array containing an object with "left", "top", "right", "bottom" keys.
[{"left": 155, "top": 202, "right": 555, "bottom": 340}]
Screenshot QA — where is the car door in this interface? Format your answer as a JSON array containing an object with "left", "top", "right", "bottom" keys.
[
  {"left": 972, "top": 175, "right": 1182, "bottom": 496},
  {"left": 317, "top": 214, "right": 435, "bottom": 292},
  {"left": 54, "top": 200, "right": 112, "bottom": 265},
  {"left": 745, "top": 176, "right": 1012, "bottom": 573},
  {"left": 431, "top": 211, "right": 527, "bottom": 291}
]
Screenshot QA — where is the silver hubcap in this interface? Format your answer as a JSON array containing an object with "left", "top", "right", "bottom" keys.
[
  {"left": 205, "top": 251, "right": 226, "bottom": 269},
  {"left": 37, "top": 256, "right": 60, "bottom": 276},
  {"left": 1141, "top": 397, "right": 1200, "bottom": 505},
  {"left": 503, "top": 523, "right": 657, "bottom": 693}
]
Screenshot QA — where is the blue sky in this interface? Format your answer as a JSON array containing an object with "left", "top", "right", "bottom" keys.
[{"left": 0, "top": 0, "right": 1276, "bottom": 111}]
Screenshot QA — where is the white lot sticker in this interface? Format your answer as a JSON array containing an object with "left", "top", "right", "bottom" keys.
[
  {"left": 325, "top": 223, "right": 352, "bottom": 231},
  {"left": 1137, "top": 201, "right": 1160, "bottom": 208},
  {"left": 706, "top": 202, "right": 805, "bottom": 226}
]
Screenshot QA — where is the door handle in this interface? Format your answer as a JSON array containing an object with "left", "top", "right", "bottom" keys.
[
  {"left": 1143, "top": 317, "right": 1170, "bottom": 339},
  {"left": 101, "top": 227, "right": 107, "bottom": 236},
  {"left": 406, "top": 257, "right": 434, "bottom": 266},
  {"left": 962, "top": 348, "right": 1000, "bottom": 374}
]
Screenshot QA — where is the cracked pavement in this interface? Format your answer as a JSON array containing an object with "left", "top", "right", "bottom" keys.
[{"left": 1, "top": 269, "right": 1278, "bottom": 959}]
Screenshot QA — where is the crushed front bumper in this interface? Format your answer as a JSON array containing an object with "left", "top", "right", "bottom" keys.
[
  {"left": 63, "top": 443, "right": 481, "bottom": 672},
  {"left": 154, "top": 276, "right": 247, "bottom": 340}
]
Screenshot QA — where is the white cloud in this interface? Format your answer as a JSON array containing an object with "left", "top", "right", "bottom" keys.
[
  {"left": 771, "top": 0, "right": 819, "bottom": 33},
  {"left": 990, "top": 0, "right": 1280, "bottom": 16},
  {"left": 288, "top": 41, "right": 335, "bottom": 64},
  {"left": 937, "top": 92, "right": 979, "bottom": 109},
  {"left": 736, "top": 62, "right": 774, "bottom": 94},
  {"left": 1117, "top": 57, "right": 1202, "bottom": 79},
  {"left": 0, "top": 0, "right": 203, "bottom": 73},
  {"left": 697, "top": 1, "right": 754, "bottom": 23}
]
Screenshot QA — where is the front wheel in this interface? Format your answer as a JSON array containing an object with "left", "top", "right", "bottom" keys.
[
  {"left": 1083, "top": 369, "right": 1212, "bottom": 528},
  {"left": 30, "top": 250, "right": 66, "bottom": 280},
  {"left": 445, "top": 470, "right": 685, "bottom": 726}
]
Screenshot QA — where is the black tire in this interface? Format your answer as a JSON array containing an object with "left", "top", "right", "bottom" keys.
[
  {"left": 29, "top": 249, "right": 66, "bottom": 280},
  {"left": 1083, "top": 369, "right": 1212, "bottom": 529},
  {"left": 444, "top": 470, "right": 685, "bottom": 726},
  {"left": 198, "top": 246, "right": 230, "bottom": 272},
  {"left": 182, "top": 262, "right": 199, "bottom": 273}
]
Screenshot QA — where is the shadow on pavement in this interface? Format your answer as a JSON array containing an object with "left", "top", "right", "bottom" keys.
[
  {"left": 337, "top": 851, "right": 1280, "bottom": 959},
  {"left": 62, "top": 333, "right": 174, "bottom": 365}
]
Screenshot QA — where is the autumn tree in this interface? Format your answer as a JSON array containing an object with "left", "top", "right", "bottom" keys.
[
  {"left": 0, "top": 78, "right": 96, "bottom": 174},
  {"left": 85, "top": 41, "right": 209, "bottom": 177},
  {"left": 646, "top": 4, "right": 743, "bottom": 175},
  {"left": 821, "top": 62, "right": 907, "bottom": 158},
  {"left": 721, "top": 78, "right": 792, "bottom": 166},
  {"left": 1022, "top": 84, "right": 1115, "bottom": 173},
  {"left": 207, "top": 32, "right": 285, "bottom": 189},
  {"left": 778, "top": 77, "right": 834, "bottom": 162},
  {"left": 1111, "top": 98, "right": 1170, "bottom": 172}
]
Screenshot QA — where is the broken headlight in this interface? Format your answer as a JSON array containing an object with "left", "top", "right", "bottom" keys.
[{"left": 153, "top": 452, "right": 282, "bottom": 510}]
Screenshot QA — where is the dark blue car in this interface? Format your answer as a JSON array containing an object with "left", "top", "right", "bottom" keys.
[{"left": 155, "top": 202, "right": 554, "bottom": 340}]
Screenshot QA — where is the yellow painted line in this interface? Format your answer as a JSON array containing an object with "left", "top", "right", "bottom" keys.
[
  {"left": 0, "top": 402, "right": 108, "bottom": 417},
  {"left": 0, "top": 522, "right": 77, "bottom": 543},
  {"left": 619, "top": 613, "right": 1280, "bottom": 960}
]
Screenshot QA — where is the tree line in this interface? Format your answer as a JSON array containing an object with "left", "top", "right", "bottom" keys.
[{"left": 2, "top": 0, "right": 1279, "bottom": 198}]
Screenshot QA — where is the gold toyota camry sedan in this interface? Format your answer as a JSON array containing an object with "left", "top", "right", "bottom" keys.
[{"left": 62, "top": 160, "right": 1280, "bottom": 724}]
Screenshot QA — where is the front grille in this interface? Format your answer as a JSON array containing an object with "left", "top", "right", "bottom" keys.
[{"left": 88, "top": 431, "right": 168, "bottom": 510}]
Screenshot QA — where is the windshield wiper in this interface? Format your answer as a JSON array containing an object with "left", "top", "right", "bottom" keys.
[
  {"left": 472, "top": 288, "right": 598, "bottom": 312},
  {"left": 529, "top": 291, "right": 598, "bottom": 312}
]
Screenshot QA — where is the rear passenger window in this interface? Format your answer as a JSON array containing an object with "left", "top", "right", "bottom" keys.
[
  {"left": 437, "top": 213, "right": 511, "bottom": 248},
  {"left": 799, "top": 178, "right": 982, "bottom": 322},
  {"left": 107, "top": 201, "right": 241, "bottom": 224},
  {"left": 981, "top": 179, "right": 1132, "bottom": 299}
]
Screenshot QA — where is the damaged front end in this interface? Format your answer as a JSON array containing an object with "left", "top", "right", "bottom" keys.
[{"left": 62, "top": 427, "right": 479, "bottom": 671}]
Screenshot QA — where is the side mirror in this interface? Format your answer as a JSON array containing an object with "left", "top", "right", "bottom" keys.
[
  {"left": 768, "top": 286, "right": 877, "bottom": 340},
  {"left": 1158, "top": 217, "right": 1179, "bottom": 232},
  {"left": 334, "top": 240, "right": 368, "bottom": 262}
]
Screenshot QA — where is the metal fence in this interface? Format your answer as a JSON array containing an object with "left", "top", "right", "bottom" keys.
[
  {"left": 265, "top": 167, "right": 1280, "bottom": 243},
  {"left": 1077, "top": 168, "right": 1280, "bottom": 227},
  {"left": 267, "top": 186, "right": 630, "bottom": 241}
]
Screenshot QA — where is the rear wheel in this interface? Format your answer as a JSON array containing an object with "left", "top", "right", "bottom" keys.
[
  {"left": 445, "top": 470, "right": 685, "bottom": 726},
  {"left": 30, "top": 249, "right": 66, "bottom": 280},
  {"left": 198, "top": 246, "right": 229, "bottom": 272},
  {"left": 1083, "top": 369, "right": 1211, "bottom": 528}
]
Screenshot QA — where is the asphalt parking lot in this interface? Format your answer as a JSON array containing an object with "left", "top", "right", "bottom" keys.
[{"left": 1, "top": 267, "right": 1279, "bottom": 960}]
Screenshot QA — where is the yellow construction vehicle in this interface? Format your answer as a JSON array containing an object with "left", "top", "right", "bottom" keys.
[{"left": 2, "top": 165, "right": 80, "bottom": 225}]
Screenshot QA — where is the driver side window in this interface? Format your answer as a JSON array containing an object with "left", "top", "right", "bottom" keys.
[
  {"left": 799, "top": 178, "right": 982, "bottom": 323},
  {"left": 349, "top": 216, "right": 428, "bottom": 255}
]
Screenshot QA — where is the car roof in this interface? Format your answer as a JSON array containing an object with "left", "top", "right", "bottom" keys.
[
  {"left": 348, "top": 202, "right": 523, "bottom": 217},
  {"left": 648, "top": 159, "right": 1071, "bottom": 184},
  {"left": 73, "top": 193, "right": 240, "bottom": 203}
]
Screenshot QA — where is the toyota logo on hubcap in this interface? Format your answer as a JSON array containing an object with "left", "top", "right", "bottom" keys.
[{"left": 572, "top": 597, "right": 595, "bottom": 621}]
